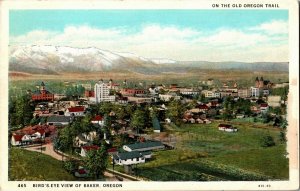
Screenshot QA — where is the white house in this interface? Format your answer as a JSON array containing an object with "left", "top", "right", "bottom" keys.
[
  {"left": 11, "top": 134, "right": 32, "bottom": 146},
  {"left": 11, "top": 134, "right": 24, "bottom": 146},
  {"left": 179, "top": 88, "right": 199, "bottom": 95},
  {"left": 82, "top": 131, "right": 97, "bottom": 142},
  {"left": 262, "top": 89, "right": 270, "bottom": 96},
  {"left": 123, "top": 141, "right": 165, "bottom": 152},
  {"left": 112, "top": 151, "right": 145, "bottom": 166},
  {"left": 218, "top": 124, "right": 238, "bottom": 132},
  {"left": 159, "top": 94, "right": 181, "bottom": 102},
  {"left": 65, "top": 106, "right": 86, "bottom": 117},
  {"left": 260, "top": 103, "right": 269, "bottom": 113},
  {"left": 91, "top": 115, "right": 105, "bottom": 126},
  {"left": 80, "top": 145, "right": 99, "bottom": 157},
  {"left": 201, "top": 90, "right": 220, "bottom": 98},
  {"left": 30, "top": 129, "right": 45, "bottom": 140},
  {"left": 75, "top": 134, "right": 89, "bottom": 147}
]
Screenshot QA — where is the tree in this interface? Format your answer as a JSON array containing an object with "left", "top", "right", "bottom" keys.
[
  {"left": 130, "top": 108, "right": 148, "bottom": 134},
  {"left": 279, "top": 131, "right": 286, "bottom": 143},
  {"left": 125, "top": 104, "right": 135, "bottom": 119},
  {"left": 279, "top": 119, "right": 288, "bottom": 143},
  {"left": 114, "top": 106, "right": 126, "bottom": 120},
  {"left": 63, "top": 160, "right": 78, "bottom": 173},
  {"left": 260, "top": 135, "right": 275, "bottom": 147},
  {"left": 11, "top": 95, "right": 34, "bottom": 127},
  {"left": 84, "top": 146, "right": 108, "bottom": 179},
  {"left": 199, "top": 94, "right": 207, "bottom": 102},
  {"left": 98, "top": 102, "right": 113, "bottom": 115},
  {"left": 56, "top": 126, "right": 74, "bottom": 152},
  {"left": 166, "top": 100, "right": 185, "bottom": 126},
  {"left": 81, "top": 114, "right": 93, "bottom": 133},
  {"left": 222, "top": 97, "right": 234, "bottom": 121}
]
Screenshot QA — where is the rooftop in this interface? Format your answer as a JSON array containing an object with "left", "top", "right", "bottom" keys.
[
  {"left": 125, "top": 141, "right": 164, "bottom": 150},
  {"left": 91, "top": 115, "right": 103, "bottom": 121},
  {"left": 67, "top": 106, "right": 85, "bottom": 112},
  {"left": 113, "top": 151, "right": 142, "bottom": 160},
  {"left": 47, "top": 115, "right": 71, "bottom": 123}
]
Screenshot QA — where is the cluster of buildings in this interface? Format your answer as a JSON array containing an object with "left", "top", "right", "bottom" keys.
[
  {"left": 29, "top": 77, "right": 286, "bottom": 111},
  {"left": 11, "top": 124, "right": 56, "bottom": 146},
  {"left": 9, "top": 76, "right": 288, "bottom": 178}
]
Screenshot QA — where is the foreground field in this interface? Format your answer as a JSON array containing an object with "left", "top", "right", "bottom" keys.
[
  {"left": 9, "top": 147, "right": 77, "bottom": 181},
  {"left": 133, "top": 121, "right": 288, "bottom": 181}
]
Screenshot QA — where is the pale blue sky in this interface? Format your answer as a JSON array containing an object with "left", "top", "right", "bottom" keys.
[{"left": 9, "top": 10, "right": 289, "bottom": 62}]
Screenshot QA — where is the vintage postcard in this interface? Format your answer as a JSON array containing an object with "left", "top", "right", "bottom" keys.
[{"left": 0, "top": 0, "right": 299, "bottom": 190}]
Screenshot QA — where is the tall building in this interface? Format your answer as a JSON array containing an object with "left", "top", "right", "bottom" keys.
[
  {"left": 94, "top": 80, "right": 115, "bottom": 103},
  {"left": 238, "top": 88, "right": 251, "bottom": 98},
  {"left": 251, "top": 87, "right": 260, "bottom": 97},
  {"left": 31, "top": 82, "right": 54, "bottom": 101}
]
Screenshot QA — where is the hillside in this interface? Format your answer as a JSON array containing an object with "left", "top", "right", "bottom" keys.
[{"left": 9, "top": 147, "right": 77, "bottom": 181}]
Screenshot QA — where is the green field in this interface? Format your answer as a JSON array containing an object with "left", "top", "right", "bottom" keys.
[
  {"left": 134, "top": 121, "right": 288, "bottom": 181},
  {"left": 9, "top": 147, "right": 77, "bottom": 181}
]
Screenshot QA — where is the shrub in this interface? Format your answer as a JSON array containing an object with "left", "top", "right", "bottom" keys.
[
  {"left": 260, "top": 135, "right": 275, "bottom": 147},
  {"left": 63, "top": 160, "right": 78, "bottom": 173}
]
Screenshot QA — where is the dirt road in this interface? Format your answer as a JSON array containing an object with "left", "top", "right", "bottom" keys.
[{"left": 23, "top": 143, "right": 132, "bottom": 181}]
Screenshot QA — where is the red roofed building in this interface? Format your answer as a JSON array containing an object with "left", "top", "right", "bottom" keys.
[
  {"left": 65, "top": 106, "right": 86, "bottom": 116},
  {"left": 11, "top": 134, "right": 24, "bottom": 146},
  {"left": 11, "top": 134, "right": 32, "bottom": 146},
  {"left": 31, "top": 82, "right": 54, "bottom": 101},
  {"left": 80, "top": 145, "right": 100, "bottom": 157},
  {"left": 198, "top": 104, "right": 209, "bottom": 113},
  {"left": 91, "top": 115, "right": 105, "bottom": 126},
  {"left": 120, "top": 88, "right": 145, "bottom": 96},
  {"left": 260, "top": 103, "right": 269, "bottom": 113},
  {"left": 74, "top": 168, "right": 90, "bottom": 178}
]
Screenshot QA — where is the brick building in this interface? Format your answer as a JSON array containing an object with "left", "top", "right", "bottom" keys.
[{"left": 31, "top": 82, "right": 54, "bottom": 101}]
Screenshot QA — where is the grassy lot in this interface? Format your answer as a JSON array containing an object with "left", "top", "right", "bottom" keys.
[
  {"left": 9, "top": 147, "right": 77, "bottom": 181},
  {"left": 135, "top": 121, "right": 288, "bottom": 181}
]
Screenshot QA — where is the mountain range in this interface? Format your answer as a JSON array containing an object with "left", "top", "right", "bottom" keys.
[{"left": 9, "top": 45, "right": 288, "bottom": 75}]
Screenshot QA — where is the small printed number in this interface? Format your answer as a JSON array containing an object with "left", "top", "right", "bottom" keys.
[
  {"left": 258, "top": 185, "right": 271, "bottom": 187},
  {"left": 18, "top": 184, "right": 26, "bottom": 187}
]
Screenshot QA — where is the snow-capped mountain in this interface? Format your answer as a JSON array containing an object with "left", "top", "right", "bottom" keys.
[
  {"left": 9, "top": 45, "right": 288, "bottom": 75},
  {"left": 151, "top": 58, "right": 177, "bottom": 64},
  {"left": 9, "top": 45, "right": 177, "bottom": 74}
]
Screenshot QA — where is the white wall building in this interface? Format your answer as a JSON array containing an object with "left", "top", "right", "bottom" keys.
[
  {"left": 179, "top": 88, "right": 199, "bottom": 95},
  {"left": 251, "top": 87, "right": 260, "bottom": 97},
  {"left": 113, "top": 151, "right": 146, "bottom": 166},
  {"left": 202, "top": 90, "right": 220, "bottom": 98},
  {"left": 94, "top": 80, "right": 116, "bottom": 103},
  {"left": 159, "top": 94, "right": 181, "bottom": 102}
]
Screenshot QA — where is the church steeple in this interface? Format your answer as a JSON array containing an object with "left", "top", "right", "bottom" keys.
[{"left": 40, "top": 81, "right": 46, "bottom": 92}]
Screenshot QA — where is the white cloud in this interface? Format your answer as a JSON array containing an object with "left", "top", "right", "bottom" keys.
[
  {"left": 249, "top": 20, "right": 288, "bottom": 35},
  {"left": 10, "top": 22, "right": 288, "bottom": 62}
]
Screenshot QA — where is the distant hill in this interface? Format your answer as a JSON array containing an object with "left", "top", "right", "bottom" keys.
[
  {"left": 174, "top": 61, "right": 288, "bottom": 72},
  {"left": 9, "top": 45, "right": 288, "bottom": 75}
]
